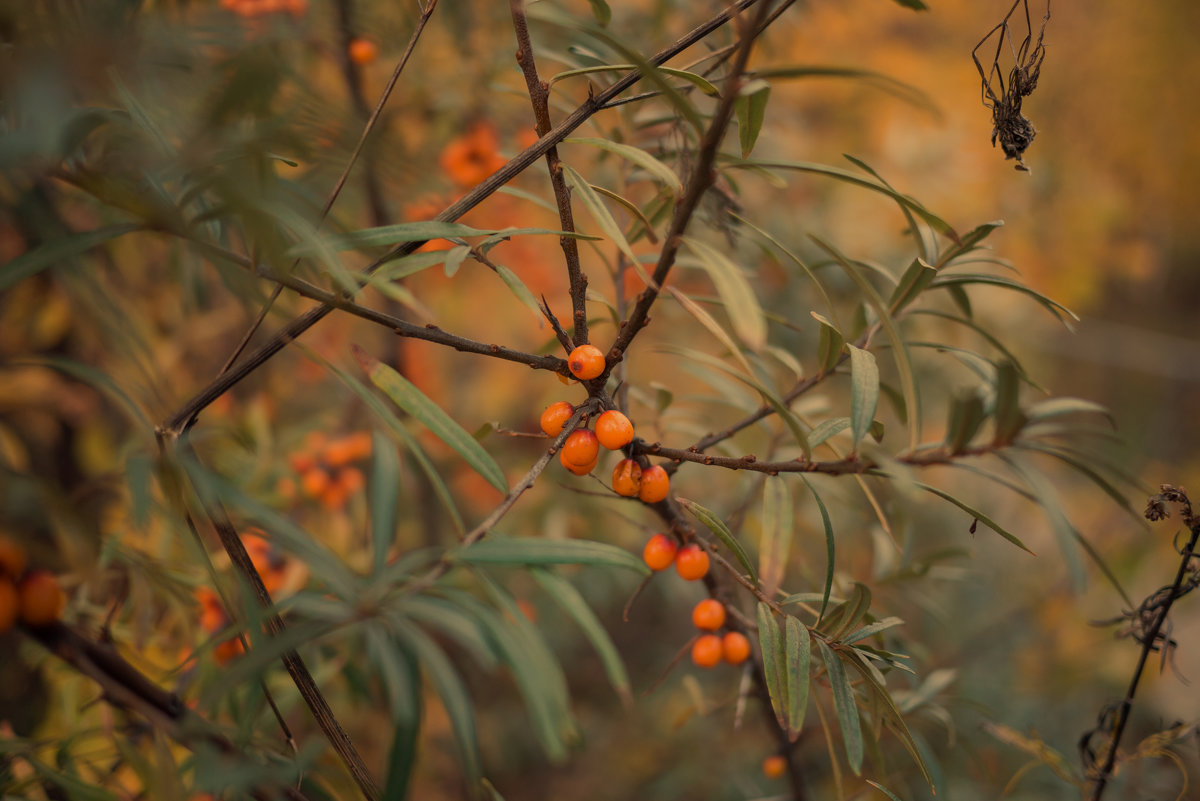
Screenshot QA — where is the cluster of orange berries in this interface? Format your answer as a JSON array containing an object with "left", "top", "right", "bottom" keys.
[
  {"left": 192, "top": 531, "right": 289, "bottom": 665},
  {"left": 278, "top": 431, "right": 371, "bottom": 510},
  {"left": 0, "top": 536, "right": 66, "bottom": 634},
  {"left": 218, "top": 0, "right": 308, "bottom": 18}
]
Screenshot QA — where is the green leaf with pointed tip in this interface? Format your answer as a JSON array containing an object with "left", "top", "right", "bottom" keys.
[
  {"left": 930, "top": 273, "right": 1078, "bottom": 325},
  {"left": 562, "top": 165, "right": 638, "bottom": 265},
  {"left": 355, "top": 346, "right": 507, "bottom": 494},
  {"left": 846, "top": 344, "right": 879, "bottom": 453},
  {"left": 677, "top": 498, "right": 758, "bottom": 583},
  {"left": 817, "top": 640, "right": 863, "bottom": 774},
  {"left": 945, "top": 390, "right": 987, "bottom": 454},
  {"left": 991, "top": 361, "right": 1027, "bottom": 446},
  {"left": 735, "top": 213, "right": 840, "bottom": 327},
  {"left": 458, "top": 538, "right": 649, "bottom": 574},
  {"left": 842, "top": 616, "right": 904, "bottom": 645},
  {"left": 1025, "top": 397, "right": 1115, "bottom": 427},
  {"left": 666, "top": 286, "right": 755, "bottom": 376},
  {"left": 760, "top": 477, "right": 794, "bottom": 597},
  {"left": 934, "top": 220, "right": 1005, "bottom": 269},
  {"left": 785, "top": 616, "right": 811, "bottom": 741},
  {"left": 565, "top": 137, "right": 682, "bottom": 192},
  {"left": 681, "top": 237, "right": 768, "bottom": 350},
  {"left": 824, "top": 582, "right": 872, "bottom": 641},
  {"left": 494, "top": 263, "right": 546, "bottom": 326},
  {"left": 736, "top": 79, "right": 771, "bottom": 157},
  {"left": 809, "top": 418, "right": 851, "bottom": 449},
  {"left": 813, "top": 313, "right": 847, "bottom": 375},
  {"left": 888, "top": 258, "right": 937, "bottom": 314},
  {"left": 758, "top": 603, "right": 788, "bottom": 727},
  {"left": 913, "top": 481, "right": 1034, "bottom": 553},
  {"left": 370, "top": 432, "right": 401, "bottom": 575},
  {"left": 800, "top": 477, "right": 837, "bottom": 622},
  {"left": 845, "top": 650, "right": 934, "bottom": 789},
  {"left": 587, "top": 0, "right": 611, "bottom": 25},
  {"left": 892, "top": 0, "right": 928, "bottom": 10},
  {"left": 865, "top": 780, "right": 906, "bottom": 801},
  {"left": 378, "top": 633, "right": 422, "bottom": 801},
  {"left": 2, "top": 223, "right": 143, "bottom": 293}
]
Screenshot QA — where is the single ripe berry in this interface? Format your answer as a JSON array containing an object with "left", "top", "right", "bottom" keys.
[
  {"left": 637, "top": 464, "right": 670, "bottom": 503},
  {"left": 611, "top": 459, "right": 642, "bottom": 497},
  {"left": 18, "top": 570, "right": 65, "bottom": 626},
  {"left": 722, "top": 631, "right": 752, "bottom": 664},
  {"left": 348, "top": 37, "right": 379, "bottom": 65},
  {"left": 0, "top": 577, "right": 17, "bottom": 634},
  {"left": 560, "top": 450, "right": 598, "bottom": 475},
  {"left": 675, "top": 544, "right": 710, "bottom": 581},
  {"left": 692, "top": 599, "right": 726, "bottom": 630},
  {"left": 0, "top": 535, "right": 27, "bottom": 579},
  {"left": 642, "top": 534, "right": 678, "bottom": 571},
  {"left": 691, "top": 633, "right": 723, "bottom": 668},
  {"left": 300, "top": 467, "right": 331, "bottom": 499},
  {"left": 567, "top": 344, "right": 606, "bottom": 380},
  {"left": 762, "top": 755, "right": 787, "bottom": 779},
  {"left": 560, "top": 429, "right": 600, "bottom": 467},
  {"left": 540, "top": 401, "right": 575, "bottom": 437},
  {"left": 594, "top": 410, "right": 634, "bottom": 449}
]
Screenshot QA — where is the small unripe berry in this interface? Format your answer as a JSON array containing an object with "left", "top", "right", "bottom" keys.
[
  {"left": 691, "top": 634, "right": 723, "bottom": 668},
  {"left": 561, "top": 429, "right": 600, "bottom": 467},
  {"left": 637, "top": 464, "right": 670, "bottom": 503},
  {"left": 594, "top": 410, "right": 634, "bottom": 449},
  {"left": 539, "top": 401, "right": 574, "bottom": 437},
  {"left": 722, "top": 631, "right": 752, "bottom": 664},
  {"left": 567, "top": 344, "right": 606, "bottom": 380},
  {"left": 611, "top": 458, "right": 642, "bottom": 496},
  {"left": 692, "top": 599, "right": 726, "bottom": 630},
  {"left": 674, "top": 544, "right": 709, "bottom": 581},
  {"left": 642, "top": 533, "right": 678, "bottom": 571},
  {"left": 18, "top": 570, "right": 65, "bottom": 626}
]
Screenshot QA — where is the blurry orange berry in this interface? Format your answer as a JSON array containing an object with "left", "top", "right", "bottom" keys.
[
  {"left": 338, "top": 466, "right": 366, "bottom": 494},
  {"left": 540, "top": 401, "right": 575, "bottom": 437},
  {"left": 642, "top": 533, "right": 678, "bottom": 571},
  {"left": 0, "top": 535, "right": 27, "bottom": 579},
  {"left": 18, "top": 570, "right": 64, "bottom": 626},
  {"left": 692, "top": 599, "right": 726, "bottom": 630},
  {"left": 324, "top": 432, "right": 372, "bottom": 468},
  {"left": 219, "top": 0, "right": 239, "bottom": 9},
  {"left": 439, "top": 122, "right": 506, "bottom": 188},
  {"left": 722, "top": 631, "right": 752, "bottom": 664},
  {"left": 288, "top": 451, "right": 318, "bottom": 473},
  {"left": 691, "top": 633, "right": 723, "bottom": 668},
  {"left": 560, "top": 429, "right": 600, "bottom": 467},
  {"left": 762, "top": 755, "right": 787, "bottom": 779},
  {"left": 611, "top": 458, "right": 642, "bottom": 497},
  {"left": 675, "top": 544, "right": 710, "bottom": 581},
  {"left": 0, "top": 577, "right": 17, "bottom": 634},
  {"left": 214, "top": 636, "right": 245, "bottom": 665},
  {"left": 567, "top": 344, "right": 606, "bottom": 380},
  {"left": 348, "top": 38, "right": 378, "bottom": 65},
  {"left": 637, "top": 464, "right": 670, "bottom": 503},
  {"left": 594, "top": 410, "right": 634, "bottom": 449},
  {"left": 560, "top": 450, "right": 598, "bottom": 476},
  {"left": 242, "top": 532, "right": 281, "bottom": 575},
  {"left": 300, "top": 467, "right": 331, "bottom": 499}
]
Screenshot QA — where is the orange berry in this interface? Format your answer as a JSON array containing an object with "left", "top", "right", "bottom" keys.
[
  {"left": 560, "top": 450, "right": 598, "bottom": 476},
  {"left": 567, "top": 344, "right": 606, "bottom": 380},
  {"left": 214, "top": 636, "right": 246, "bottom": 665},
  {"left": 637, "top": 464, "right": 670, "bottom": 503},
  {"left": 348, "top": 37, "right": 378, "bottom": 65},
  {"left": 611, "top": 458, "right": 642, "bottom": 497},
  {"left": 284, "top": 0, "right": 308, "bottom": 16},
  {"left": 675, "top": 544, "right": 710, "bottom": 581},
  {"left": 0, "top": 535, "right": 27, "bottom": 579},
  {"left": 324, "top": 432, "right": 372, "bottom": 468},
  {"left": 18, "top": 570, "right": 64, "bottom": 626},
  {"left": 0, "top": 577, "right": 17, "bottom": 634},
  {"left": 692, "top": 599, "right": 726, "bottom": 630},
  {"left": 722, "top": 631, "right": 752, "bottom": 664},
  {"left": 320, "top": 483, "right": 350, "bottom": 510},
  {"left": 539, "top": 401, "right": 575, "bottom": 437},
  {"left": 560, "top": 429, "right": 600, "bottom": 467},
  {"left": 762, "top": 755, "right": 787, "bottom": 779},
  {"left": 594, "top": 410, "right": 634, "bottom": 449},
  {"left": 300, "top": 467, "right": 331, "bottom": 498},
  {"left": 288, "top": 450, "right": 318, "bottom": 473},
  {"left": 691, "top": 633, "right": 723, "bottom": 668},
  {"left": 338, "top": 466, "right": 365, "bottom": 494},
  {"left": 642, "top": 533, "right": 678, "bottom": 571}
]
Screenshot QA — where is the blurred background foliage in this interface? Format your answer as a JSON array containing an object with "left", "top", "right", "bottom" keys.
[{"left": 1, "top": 0, "right": 1198, "bottom": 800}]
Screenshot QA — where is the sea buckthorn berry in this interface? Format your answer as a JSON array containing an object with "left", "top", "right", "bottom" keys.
[
  {"left": 611, "top": 459, "right": 642, "bottom": 497},
  {"left": 722, "top": 631, "right": 752, "bottom": 664},
  {"left": 561, "top": 452, "right": 598, "bottom": 476},
  {"left": 762, "top": 755, "right": 787, "bottom": 779},
  {"left": 637, "top": 464, "right": 670, "bottom": 503},
  {"left": 674, "top": 544, "right": 710, "bottom": 581},
  {"left": 214, "top": 636, "right": 246, "bottom": 665},
  {"left": 540, "top": 401, "right": 575, "bottom": 437},
  {"left": 642, "top": 533, "right": 678, "bottom": 571},
  {"left": 561, "top": 429, "right": 600, "bottom": 467},
  {"left": 0, "top": 535, "right": 27, "bottom": 579},
  {"left": 348, "top": 37, "right": 378, "bottom": 65},
  {"left": 18, "top": 570, "right": 65, "bottom": 626},
  {"left": 338, "top": 466, "right": 366, "bottom": 494},
  {"left": 691, "top": 633, "right": 723, "bottom": 668},
  {"left": 594, "top": 410, "right": 634, "bottom": 450},
  {"left": 692, "top": 599, "right": 726, "bottom": 630},
  {"left": 0, "top": 577, "right": 17, "bottom": 634},
  {"left": 324, "top": 432, "right": 373, "bottom": 468},
  {"left": 567, "top": 344, "right": 606, "bottom": 380},
  {"left": 300, "top": 467, "right": 331, "bottom": 499}
]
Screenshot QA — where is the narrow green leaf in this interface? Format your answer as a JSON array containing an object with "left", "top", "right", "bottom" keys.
[
  {"left": 751, "top": 66, "right": 934, "bottom": 115},
  {"left": 813, "top": 313, "right": 847, "bottom": 376},
  {"left": 930, "top": 273, "right": 1078, "bottom": 325},
  {"left": 677, "top": 498, "right": 758, "bottom": 583},
  {"left": 562, "top": 164, "right": 638, "bottom": 264},
  {"left": 734, "top": 213, "right": 840, "bottom": 328},
  {"left": 379, "top": 636, "right": 422, "bottom": 801},
  {"left": 354, "top": 345, "right": 507, "bottom": 494},
  {"left": 846, "top": 344, "right": 879, "bottom": 453},
  {"left": 532, "top": 569, "right": 632, "bottom": 706},
  {"left": 865, "top": 780, "right": 906, "bottom": 801},
  {"left": 565, "top": 137, "right": 682, "bottom": 192},
  {"left": 845, "top": 650, "right": 934, "bottom": 789},
  {"left": 759, "top": 477, "right": 794, "bottom": 597},
  {"left": 396, "top": 597, "right": 499, "bottom": 670},
  {"left": 843, "top": 155, "right": 927, "bottom": 260},
  {"left": 784, "top": 616, "right": 811, "bottom": 741},
  {"left": 800, "top": 477, "right": 836, "bottom": 623},
  {"left": 666, "top": 286, "right": 755, "bottom": 376},
  {"left": 933, "top": 220, "right": 1005, "bottom": 269},
  {"left": 913, "top": 481, "right": 1034, "bottom": 553},
  {"left": 842, "top": 616, "right": 904, "bottom": 645},
  {"left": 24, "top": 356, "right": 151, "bottom": 430},
  {"left": 1025, "top": 397, "right": 1114, "bottom": 427},
  {"left": 735, "top": 79, "right": 771, "bottom": 157},
  {"left": 586, "top": 0, "right": 611, "bottom": 25},
  {"left": 1, "top": 223, "right": 142, "bottom": 292},
  {"left": 809, "top": 417, "right": 850, "bottom": 449},
  {"left": 817, "top": 640, "right": 863, "bottom": 775},
  {"left": 370, "top": 432, "right": 400, "bottom": 575},
  {"left": 991, "top": 361, "right": 1027, "bottom": 446},
  {"left": 892, "top": 0, "right": 928, "bottom": 9},
  {"left": 888, "top": 258, "right": 937, "bottom": 314},
  {"left": 458, "top": 538, "right": 649, "bottom": 574},
  {"left": 494, "top": 263, "right": 546, "bottom": 326},
  {"left": 944, "top": 390, "right": 986, "bottom": 454},
  {"left": 757, "top": 603, "right": 788, "bottom": 727},
  {"left": 549, "top": 64, "right": 719, "bottom": 98},
  {"left": 681, "top": 237, "right": 768, "bottom": 350},
  {"left": 286, "top": 222, "right": 596, "bottom": 256},
  {"left": 824, "top": 582, "right": 872, "bottom": 641}
]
